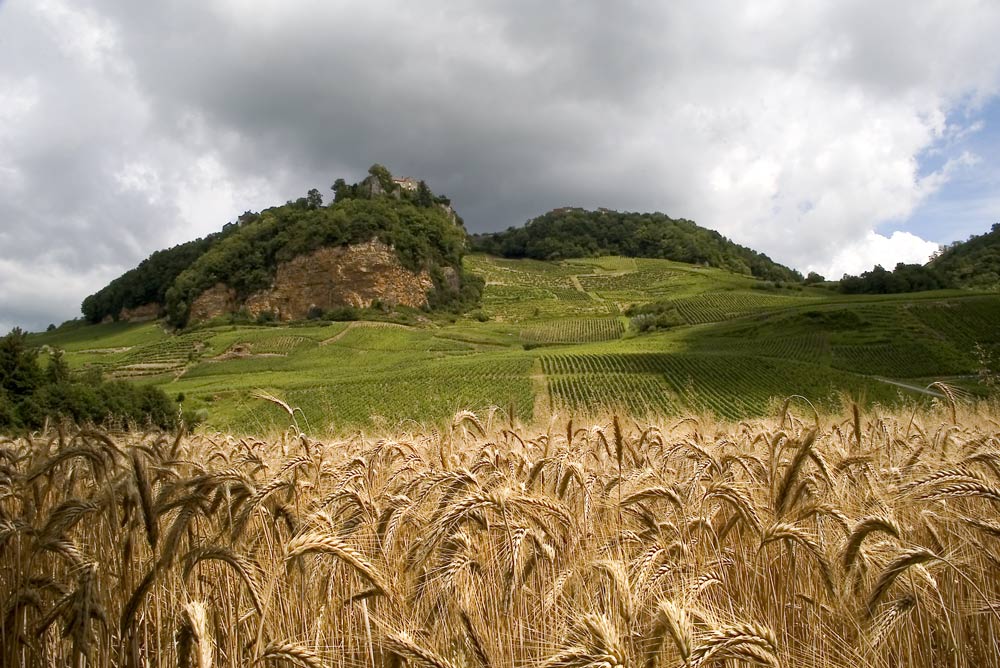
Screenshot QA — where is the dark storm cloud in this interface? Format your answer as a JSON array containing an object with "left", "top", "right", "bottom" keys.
[
  {"left": 91, "top": 1, "right": 694, "bottom": 230},
  {"left": 2, "top": 0, "right": 1000, "bottom": 332}
]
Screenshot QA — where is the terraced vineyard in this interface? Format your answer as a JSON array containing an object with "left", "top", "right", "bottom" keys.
[
  {"left": 909, "top": 297, "right": 1000, "bottom": 349},
  {"left": 694, "top": 333, "right": 832, "bottom": 364},
  {"left": 214, "top": 355, "right": 535, "bottom": 432},
  {"left": 830, "top": 341, "right": 970, "bottom": 377},
  {"left": 105, "top": 333, "right": 207, "bottom": 378},
  {"left": 203, "top": 327, "right": 337, "bottom": 357},
  {"left": 665, "top": 290, "right": 819, "bottom": 324},
  {"left": 541, "top": 351, "right": 898, "bottom": 419},
  {"left": 28, "top": 255, "right": 1000, "bottom": 431},
  {"left": 577, "top": 267, "right": 689, "bottom": 295},
  {"left": 547, "top": 371, "right": 677, "bottom": 415},
  {"left": 520, "top": 318, "right": 625, "bottom": 345},
  {"left": 562, "top": 255, "right": 638, "bottom": 272}
]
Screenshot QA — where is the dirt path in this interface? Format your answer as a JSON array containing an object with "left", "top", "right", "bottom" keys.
[
  {"left": 320, "top": 321, "right": 359, "bottom": 345},
  {"left": 319, "top": 320, "right": 416, "bottom": 345},
  {"left": 870, "top": 376, "right": 945, "bottom": 398},
  {"left": 570, "top": 274, "right": 605, "bottom": 302},
  {"left": 530, "top": 359, "right": 550, "bottom": 419}
]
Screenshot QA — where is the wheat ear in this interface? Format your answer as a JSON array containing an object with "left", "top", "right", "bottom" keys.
[{"left": 176, "top": 600, "right": 213, "bottom": 668}]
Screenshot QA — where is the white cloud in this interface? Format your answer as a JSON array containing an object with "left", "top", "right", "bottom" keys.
[
  {"left": 0, "top": 256, "right": 120, "bottom": 334},
  {"left": 32, "top": 0, "right": 123, "bottom": 73},
  {"left": 650, "top": 73, "right": 954, "bottom": 246},
  {"left": 2, "top": 0, "right": 1000, "bottom": 330},
  {"left": 814, "top": 231, "right": 940, "bottom": 279}
]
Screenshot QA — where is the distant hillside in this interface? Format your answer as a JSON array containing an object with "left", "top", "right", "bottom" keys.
[
  {"left": 471, "top": 207, "right": 802, "bottom": 282},
  {"left": 39, "top": 253, "right": 1000, "bottom": 432},
  {"left": 82, "top": 165, "right": 481, "bottom": 327},
  {"left": 834, "top": 223, "right": 1000, "bottom": 295},
  {"left": 930, "top": 223, "right": 1000, "bottom": 289}
]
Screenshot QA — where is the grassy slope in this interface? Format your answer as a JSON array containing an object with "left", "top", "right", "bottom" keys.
[{"left": 30, "top": 254, "right": 1000, "bottom": 432}]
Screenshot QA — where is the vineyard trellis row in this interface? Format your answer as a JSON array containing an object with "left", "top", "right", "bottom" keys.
[
  {"left": 520, "top": 319, "right": 625, "bottom": 344},
  {"left": 540, "top": 351, "right": 899, "bottom": 420}
]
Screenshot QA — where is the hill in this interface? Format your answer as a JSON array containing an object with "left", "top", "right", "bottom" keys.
[
  {"left": 31, "top": 253, "right": 1000, "bottom": 433},
  {"left": 833, "top": 223, "right": 1000, "bottom": 294},
  {"left": 471, "top": 207, "right": 802, "bottom": 282},
  {"left": 930, "top": 222, "right": 1000, "bottom": 289},
  {"left": 81, "top": 165, "right": 481, "bottom": 328}
]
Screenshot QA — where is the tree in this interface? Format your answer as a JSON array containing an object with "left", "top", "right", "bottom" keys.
[
  {"left": 331, "top": 178, "right": 350, "bottom": 202},
  {"left": 416, "top": 180, "right": 434, "bottom": 207},
  {"left": 306, "top": 188, "right": 323, "bottom": 210},
  {"left": 804, "top": 271, "right": 825, "bottom": 285},
  {"left": 45, "top": 348, "right": 70, "bottom": 384},
  {"left": 0, "top": 328, "right": 41, "bottom": 397},
  {"left": 368, "top": 164, "right": 394, "bottom": 193}
]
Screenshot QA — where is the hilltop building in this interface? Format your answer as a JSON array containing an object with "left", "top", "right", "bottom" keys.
[{"left": 393, "top": 177, "right": 419, "bottom": 192}]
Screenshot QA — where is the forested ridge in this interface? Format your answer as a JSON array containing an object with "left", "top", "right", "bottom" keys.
[
  {"left": 931, "top": 222, "right": 1000, "bottom": 289},
  {"left": 471, "top": 207, "right": 803, "bottom": 282},
  {"left": 835, "top": 222, "right": 1000, "bottom": 294}
]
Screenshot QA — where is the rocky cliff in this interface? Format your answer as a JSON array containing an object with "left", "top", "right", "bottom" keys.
[
  {"left": 189, "top": 284, "right": 239, "bottom": 322},
  {"left": 117, "top": 302, "right": 161, "bottom": 322},
  {"left": 84, "top": 165, "right": 479, "bottom": 327},
  {"left": 188, "top": 240, "right": 434, "bottom": 322}
]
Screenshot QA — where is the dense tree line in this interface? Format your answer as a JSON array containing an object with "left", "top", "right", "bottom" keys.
[
  {"left": 0, "top": 329, "right": 177, "bottom": 431},
  {"left": 930, "top": 222, "right": 1000, "bottom": 290},
  {"left": 83, "top": 166, "right": 478, "bottom": 327},
  {"left": 835, "top": 223, "right": 1000, "bottom": 295},
  {"left": 82, "top": 236, "right": 218, "bottom": 324},
  {"left": 332, "top": 164, "right": 459, "bottom": 217},
  {"left": 471, "top": 208, "right": 802, "bottom": 282},
  {"left": 837, "top": 263, "right": 953, "bottom": 294}
]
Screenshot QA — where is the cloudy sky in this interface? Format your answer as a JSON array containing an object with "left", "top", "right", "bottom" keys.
[{"left": 2, "top": 0, "right": 1000, "bottom": 333}]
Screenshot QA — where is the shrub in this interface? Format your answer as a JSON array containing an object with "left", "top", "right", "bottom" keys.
[{"left": 0, "top": 329, "right": 179, "bottom": 432}]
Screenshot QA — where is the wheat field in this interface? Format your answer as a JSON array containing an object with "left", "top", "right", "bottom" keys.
[{"left": 2, "top": 400, "right": 999, "bottom": 667}]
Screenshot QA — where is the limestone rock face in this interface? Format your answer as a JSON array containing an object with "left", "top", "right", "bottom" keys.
[
  {"left": 118, "top": 302, "right": 160, "bottom": 322},
  {"left": 438, "top": 202, "right": 458, "bottom": 225},
  {"left": 246, "top": 240, "right": 433, "bottom": 319},
  {"left": 189, "top": 284, "right": 238, "bottom": 322},
  {"left": 188, "top": 240, "right": 434, "bottom": 322},
  {"left": 360, "top": 174, "right": 384, "bottom": 198}
]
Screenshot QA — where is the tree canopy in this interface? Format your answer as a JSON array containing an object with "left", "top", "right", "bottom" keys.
[
  {"left": 0, "top": 328, "right": 177, "bottom": 432},
  {"left": 471, "top": 208, "right": 802, "bottom": 282},
  {"left": 930, "top": 222, "right": 1000, "bottom": 290},
  {"left": 835, "top": 223, "right": 1000, "bottom": 295},
  {"left": 83, "top": 166, "right": 478, "bottom": 327},
  {"left": 837, "top": 263, "right": 953, "bottom": 294}
]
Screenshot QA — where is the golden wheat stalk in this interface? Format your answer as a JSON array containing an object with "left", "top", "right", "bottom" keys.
[
  {"left": 867, "top": 547, "right": 939, "bottom": 618},
  {"left": 689, "top": 622, "right": 778, "bottom": 668},
  {"left": 646, "top": 600, "right": 692, "bottom": 668},
  {"left": 285, "top": 531, "right": 393, "bottom": 599},
  {"left": 384, "top": 630, "right": 458, "bottom": 668},
  {"left": 842, "top": 516, "right": 901, "bottom": 572},
  {"left": 177, "top": 600, "right": 213, "bottom": 668},
  {"left": 258, "top": 641, "right": 325, "bottom": 668}
]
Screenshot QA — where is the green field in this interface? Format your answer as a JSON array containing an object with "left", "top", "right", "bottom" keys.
[{"left": 29, "top": 254, "right": 1000, "bottom": 432}]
